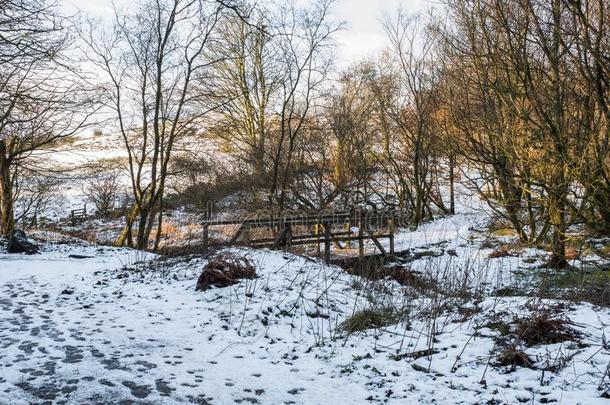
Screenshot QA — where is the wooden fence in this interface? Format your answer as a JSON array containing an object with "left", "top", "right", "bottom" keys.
[
  {"left": 70, "top": 204, "right": 88, "bottom": 225},
  {"left": 202, "top": 209, "right": 408, "bottom": 262}
]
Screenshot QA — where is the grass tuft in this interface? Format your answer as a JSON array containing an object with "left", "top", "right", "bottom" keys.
[
  {"left": 496, "top": 345, "right": 534, "bottom": 369},
  {"left": 339, "top": 306, "right": 404, "bottom": 334}
]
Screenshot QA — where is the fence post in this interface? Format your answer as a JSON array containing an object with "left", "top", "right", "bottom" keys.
[
  {"left": 286, "top": 221, "right": 292, "bottom": 249},
  {"left": 202, "top": 223, "right": 209, "bottom": 251},
  {"left": 315, "top": 216, "right": 321, "bottom": 255},
  {"left": 324, "top": 221, "right": 331, "bottom": 262},
  {"left": 358, "top": 210, "right": 364, "bottom": 261},
  {"left": 347, "top": 209, "right": 353, "bottom": 249},
  {"left": 389, "top": 209, "right": 395, "bottom": 255}
]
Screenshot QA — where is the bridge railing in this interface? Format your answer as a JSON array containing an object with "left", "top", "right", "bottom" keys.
[{"left": 202, "top": 209, "right": 410, "bottom": 261}]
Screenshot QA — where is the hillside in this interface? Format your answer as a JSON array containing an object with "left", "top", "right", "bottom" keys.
[{"left": 1, "top": 206, "right": 609, "bottom": 404}]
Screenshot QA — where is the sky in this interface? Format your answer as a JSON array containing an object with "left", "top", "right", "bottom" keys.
[
  {"left": 62, "top": 0, "right": 428, "bottom": 68},
  {"left": 333, "top": 0, "right": 426, "bottom": 66}
]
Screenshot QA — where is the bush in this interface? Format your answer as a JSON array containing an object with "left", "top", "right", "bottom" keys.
[{"left": 83, "top": 173, "right": 120, "bottom": 216}]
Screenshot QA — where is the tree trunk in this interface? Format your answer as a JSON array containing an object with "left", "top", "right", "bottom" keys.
[
  {"left": 136, "top": 207, "right": 152, "bottom": 250},
  {"left": 548, "top": 188, "right": 569, "bottom": 269},
  {"left": 115, "top": 204, "right": 140, "bottom": 247},
  {"left": 153, "top": 197, "right": 164, "bottom": 252},
  {"left": 449, "top": 155, "right": 455, "bottom": 215},
  {"left": 0, "top": 142, "right": 14, "bottom": 236}
]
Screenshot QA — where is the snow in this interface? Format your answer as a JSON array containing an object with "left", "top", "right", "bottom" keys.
[{"left": 1, "top": 226, "right": 609, "bottom": 404}]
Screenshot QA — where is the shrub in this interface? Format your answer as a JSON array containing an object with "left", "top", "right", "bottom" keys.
[{"left": 83, "top": 173, "right": 120, "bottom": 216}]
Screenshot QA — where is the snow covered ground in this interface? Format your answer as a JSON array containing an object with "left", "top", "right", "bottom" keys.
[{"left": 1, "top": 219, "right": 609, "bottom": 404}]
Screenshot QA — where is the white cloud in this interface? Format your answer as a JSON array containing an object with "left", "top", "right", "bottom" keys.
[
  {"left": 333, "top": 0, "right": 426, "bottom": 67},
  {"left": 61, "top": 0, "right": 427, "bottom": 68}
]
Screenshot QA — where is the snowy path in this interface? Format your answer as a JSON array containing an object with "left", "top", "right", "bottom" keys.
[{"left": 0, "top": 245, "right": 373, "bottom": 404}]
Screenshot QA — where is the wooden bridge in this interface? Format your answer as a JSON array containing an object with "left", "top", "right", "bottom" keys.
[{"left": 202, "top": 209, "right": 409, "bottom": 262}]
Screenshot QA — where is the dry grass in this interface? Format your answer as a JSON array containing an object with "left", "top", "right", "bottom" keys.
[
  {"left": 195, "top": 253, "right": 257, "bottom": 291},
  {"left": 491, "top": 228, "right": 519, "bottom": 238},
  {"left": 540, "top": 268, "right": 610, "bottom": 307},
  {"left": 159, "top": 220, "right": 179, "bottom": 237},
  {"left": 488, "top": 245, "right": 510, "bottom": 258},
  {"left": 61, "top": 228, "right": 98, "bottom": 244},
  {"left": 339, "top": 306, "right": 404, "bottom": 334},
  {"left": 515, "top": 312, "right": 581, "bottom": 347},
  {"left": 382, "top": 266, "right": 438, "bottom": 292},
  {"left": 488, "top": 244, "right": 516, "bottom": 258},
  {"left": 341, "top": 259, "right": 438, "bottom": 294},
  {"left": 496, "top": 345, "right": 534, "bottom": 368}
]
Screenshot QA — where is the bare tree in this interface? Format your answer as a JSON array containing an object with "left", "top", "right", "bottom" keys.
[
  {"left": 201, "top": 0, "right": 342, "bottom": 211},
  {"left": 267, "top": 0, "right": 342, "bottom": 210},
  {"left": 203, "top": 9, "right": 278, "bottom": 189},
  {"left": 83, "top": 172, "right": 120, "bottom": 216},
  {"left": 378, "top": 12, "right": 447, "bottom": 227},
  {"left": 13, "top": 170, "right": 63, "bottom": 227},
  {"left": 438, "top": 0, "right": 602, "bottom": 267},
  {"left": 562, "top": 0, "right": 610, "bottom": 234},
  {"left": 82, "top": 0, "right": 226, "bottom": 250},
  {"left": 321, "top": 64, "right": 380, "bottom": 209},
  {"left": 0, "top": 0, "right": 94, "bottom": 236}
]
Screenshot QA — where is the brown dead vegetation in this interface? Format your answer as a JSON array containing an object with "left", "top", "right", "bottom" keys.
[
  {"left": 380, "top": 266, "right": 438, "bottom": 292},
  {"left": 488, "top": 245, "right": 511, "bottom": 258},
  {"left": 496, "top": 345, "right": 534, "bottom": 369},
  {"left": 515, "top": 312, "right": 581, "bottom": 347},
  {"left": 195, "top": 253, "right": 257, "bottom": 291}
]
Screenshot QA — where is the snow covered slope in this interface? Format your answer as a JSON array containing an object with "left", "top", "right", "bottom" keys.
[{"left": 1, "top": 236, "right": 609, "bottom": 404}]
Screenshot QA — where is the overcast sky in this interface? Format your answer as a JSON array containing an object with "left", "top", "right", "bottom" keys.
[
  {"left": 334, "top": 0, "right": 426, "bottom": 66},
  {"left": 62, "top": 0, "right": 428, "bottom": 68}
]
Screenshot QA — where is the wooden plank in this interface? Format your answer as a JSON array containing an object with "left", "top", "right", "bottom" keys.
[
  {"left": 249, "top": 234, "right": 391, "bottom": 247},
  {"left": 229, "top": 222, "right": 248, "bottom": 244},
  {"left": 286, "top": 223, "right": 292, "bottom": 248},
  {"left": 242, "top": 231, "right": 353, "bottom": 246},
  {"left": 366, "top": 229, "right": 387, "bottom": 256},
  {"left": 203, "top": 212, "right": 351, "bottom": 227}
]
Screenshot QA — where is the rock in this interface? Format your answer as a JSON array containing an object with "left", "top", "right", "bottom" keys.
[
  {"left": 446, "top": 249, "right": 458, "bottom": 257},
  {"left": 68, "top": 254, "right": 94, "bottom": 259},
  {"left": 7, "top": 229, "right": 40, "bottom": 254}
]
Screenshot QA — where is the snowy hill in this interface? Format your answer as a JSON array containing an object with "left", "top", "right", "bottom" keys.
[{"left": 1, "top": 226, "right": 609, "bottom": 404}]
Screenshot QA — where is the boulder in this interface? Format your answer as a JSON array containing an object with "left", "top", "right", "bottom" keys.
[{"left": 7, "top": 229, "right": 40, "bottom": 254}]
